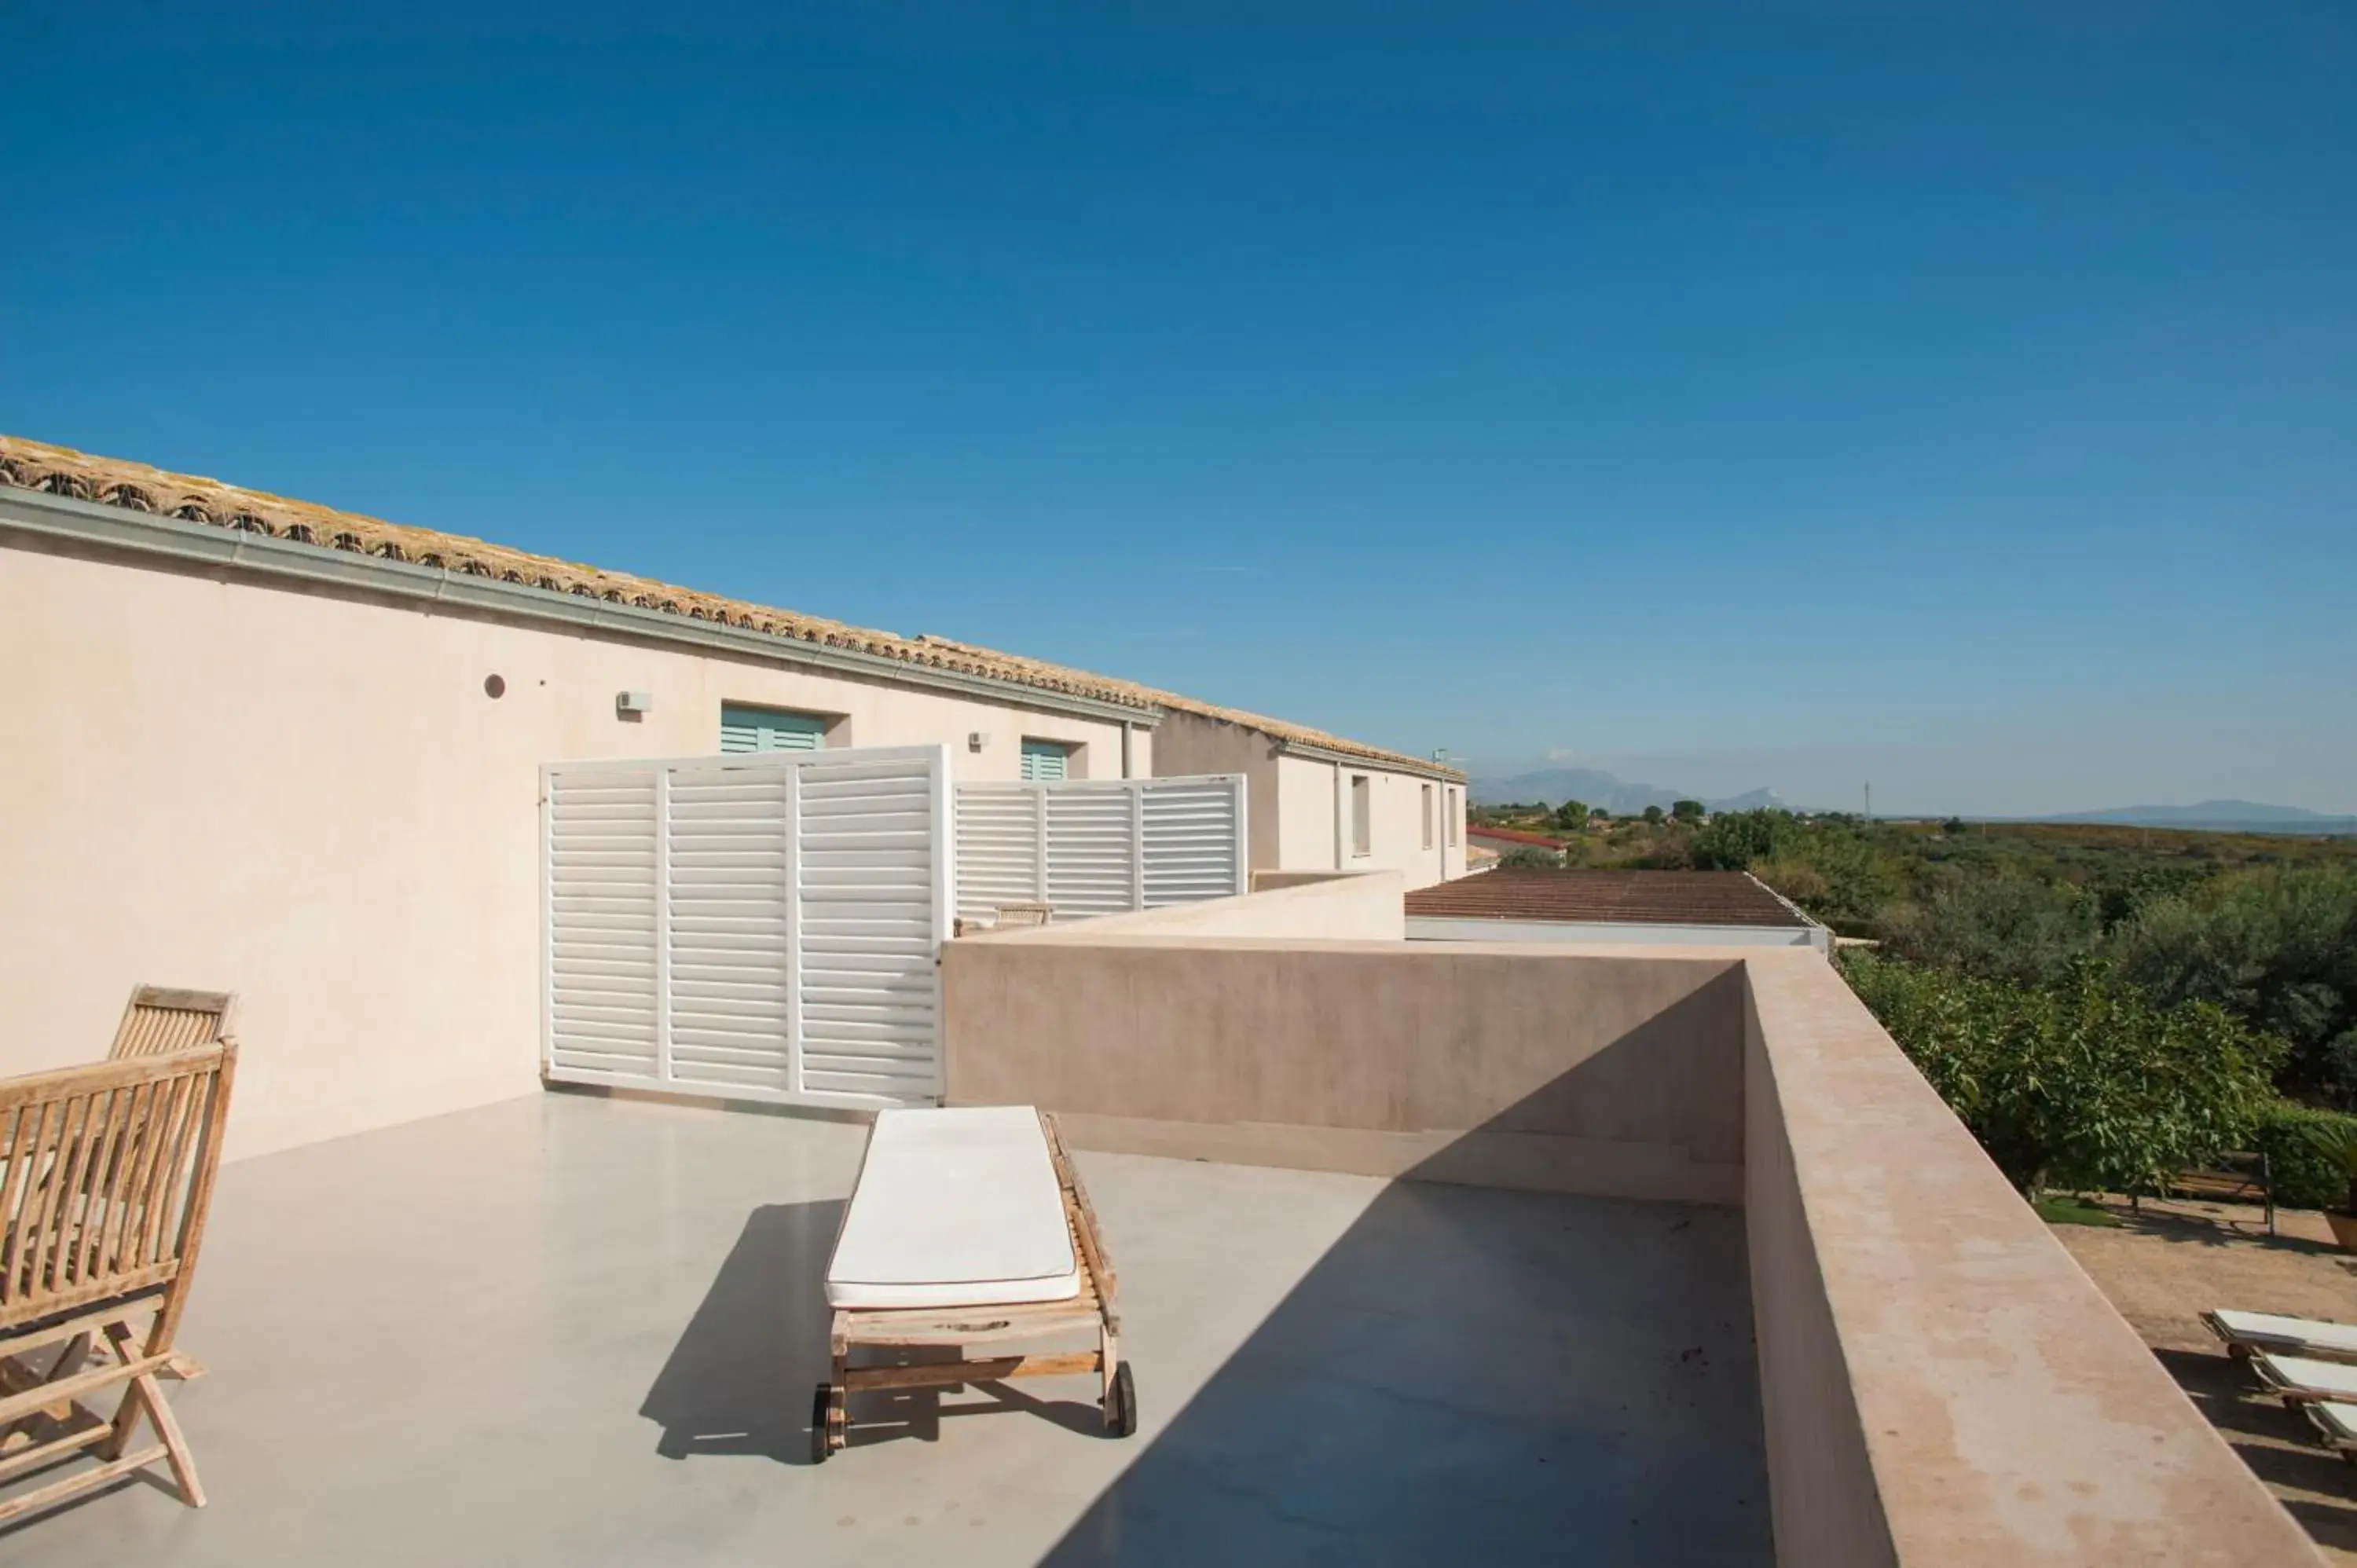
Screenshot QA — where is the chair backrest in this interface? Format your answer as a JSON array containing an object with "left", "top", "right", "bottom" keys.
[
  {"left": 0, "top": 1043, "right": 237, "bottom": 1336},
  {"left": 110, "top": 987, "right": 237, "bottom": 1061}
]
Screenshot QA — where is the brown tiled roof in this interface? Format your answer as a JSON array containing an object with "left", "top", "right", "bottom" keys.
[
  {"left": 1405, "top": 870, "right": 1816, "bottom": 929},
  {"left": 0, "top": 434, "right": 1457, "bottom": 778},
  {"left": 1465, "top": 824, "right": 1566, "bottom": 848}
]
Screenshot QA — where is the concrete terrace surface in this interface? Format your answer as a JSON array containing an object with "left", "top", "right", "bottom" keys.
[{"left": 3, "top": 1092, "right": 1771, "bottom": 1567}]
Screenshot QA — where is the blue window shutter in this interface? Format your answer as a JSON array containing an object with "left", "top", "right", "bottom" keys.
[
  {"left": 1020, "top": 739, "right": 1069, "bottom": 782},
  {"left": 720, "top": 705, "right": 827, "bottom": 754}
]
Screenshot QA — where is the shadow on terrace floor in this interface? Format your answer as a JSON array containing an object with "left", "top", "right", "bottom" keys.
[
  {"left": 640, "top": 1200, "right": 841, "bottom": 1464},
  {"left": 1037, "top": 980, "right": 1770, "bottom": 1568}
]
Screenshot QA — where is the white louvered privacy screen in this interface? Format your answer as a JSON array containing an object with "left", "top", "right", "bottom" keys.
[
  {"left": 954, "top": 775, "right": 1248, "bottom": 923},
  {"left": 542, "top": 746, "right": 953, "bottom": 1110}
]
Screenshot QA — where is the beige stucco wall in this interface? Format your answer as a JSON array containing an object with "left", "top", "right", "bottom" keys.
[
  {"left": 1157, "top": 710, "right": 1464, "bottom": 890},
  {"left": 0, "top": 540, "right": 1147, "bottom": 1160},
  {"left": 943, "top": 936, "right": 1746, "bottom": 1203},
  {"left": 1147, "top": 708, "right": 1279, "bottom": 872},
  {"left": 1740, "top": 949, "right": 2320, "bottom": 1567},
  {"left": 1272, "top": 753, "right": 1462, "bottom": 890}
]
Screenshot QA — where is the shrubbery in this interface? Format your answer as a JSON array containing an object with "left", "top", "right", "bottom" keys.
[
  {"left": 2253, "top": 1101, "right": 2357, "bottom": 1212},
  {"left": 1842, "top": 951, "right": 2283, "bottom": 1198},
  {"left": 1882, "top": 873, "right": 2100, "bottom": 988},
  {"left": 2113, "top": 867, "right": 2357, "bottom": 1098}
]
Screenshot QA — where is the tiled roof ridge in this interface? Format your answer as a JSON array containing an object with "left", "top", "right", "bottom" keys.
[
  {"left": 0, "top": 434, "right": 1456, "bottom": 776},
  {"left": 906, "top": 632, "right": 1461, "bottom": 778}
]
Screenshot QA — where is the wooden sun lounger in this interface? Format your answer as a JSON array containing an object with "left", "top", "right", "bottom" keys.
[
  {"left": 2202, "top": 1309, "right": 2357, "bottom": 1365},
  {"left": 812, "top": 1110, "right": 1132, "bottom": 1460},
  {"left": 2249, "top": 1352, "right": 2357, "bottom": 1406},
  {"left": 0, "top": 1043, "right": 235, "bottom": 1522},
  {"left": 2302, "top": 1400, "right": 2357, "bottom": 1462}
]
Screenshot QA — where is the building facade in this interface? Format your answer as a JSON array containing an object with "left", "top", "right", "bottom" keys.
[{"left": 0, "top": 435, "right": 1461, "bottom": 1152}]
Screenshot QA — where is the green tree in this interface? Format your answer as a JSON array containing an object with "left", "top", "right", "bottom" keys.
[
  {"left": 1883, "top": 874, "right": 2100, "bottom": 988},
  {"left": 1640, "top": 804, "right": 1666, "bottom": 825},
  {"left": 1689, "top": 808, "right": 1802, "bottom": 870},
  {"left": 1671, "top": 799, "right": 1704, "bottom": 823},
  {"left": 1497, "top": 845, "right": 1561, "bottom": 870},
  {"left": 1551, "top": 799, "right": 1589, "bottom": 831},
  {"left": 1842, "top": 952, "right": 2283, "bottom": 1197},
  {"left": 2113, "top": 867, "right": 2357, "bottom": 1098},
  {"left": 1589, "top": 805, "right": 1611, "bottom": 821}
]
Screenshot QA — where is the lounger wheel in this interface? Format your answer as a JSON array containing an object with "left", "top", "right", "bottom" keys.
[
  {"left": 1105, "top": 1362, "right": 1137, "bottom": 1438},
  {"left": 812, "top": 1383, "right": 838, "bottom": 1463}
]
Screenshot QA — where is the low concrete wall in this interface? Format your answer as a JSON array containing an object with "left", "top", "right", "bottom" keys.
[
  {"left": 1741, "top": 951, "right": 2319, "bottom": 1566},
  {"left": 1409, "top": 915, "right": 1824, "bottom": 950},
  {"left": 982, "top": 871, "right": 1405, "bottom": 943},
  {"left": 944, "top": 938, "right": 1745, "bottom": 1203},
  {"left": 1248, "top": 868, "right": 1362, "bottom": 892}
]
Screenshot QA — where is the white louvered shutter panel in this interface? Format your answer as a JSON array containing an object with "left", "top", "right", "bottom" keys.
[
  {"left": 544, "top": 745, "right": 950, "bottom": 1111},
  {"left": 664, "top": 762, "right": 795, "bottom": 1096},
  {"left": 954, "top": 783, "right": 1043, "bottom": 921},
  {"left": 1043, "top": 785, "right": 1138, "bottom": 918},
  {"left": 544, "top": 768, "right": 662, "bottom": 1078},
  {"left": 1142, "top": 777, "right": 1246, "bottom": 905},
  {"left": 795, "top": 753, "right": 944, "bottom": 1102}
]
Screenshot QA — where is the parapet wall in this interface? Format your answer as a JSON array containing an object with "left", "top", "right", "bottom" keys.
[
  {"left": 1739, "top": 950, "right": 2319, "bottom": 1566},
  {"left": 944, "top": 933, "right": 1745, "bottom": 1203},
  {"left": 940, "top": 907, "right": 2322, "bottom": 1566}
]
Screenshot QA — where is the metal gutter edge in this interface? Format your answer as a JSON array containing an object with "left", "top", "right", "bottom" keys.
[
  {"left": 0, "top": 487, "right": 1163, "bottom": 727},
  {"left": 1274, "top": 735, "right": 1466, "bottom": 785},
  {"left": 1743, "top": 872, "right": 1833, "bottom": 951}
]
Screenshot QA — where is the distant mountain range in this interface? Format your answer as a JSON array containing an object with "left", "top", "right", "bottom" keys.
[
  {"left": 1472, "top": 768, "right": 1787, "bottom": 816},
  {"left": 1472, "top": 773, "right": 2357, "bottom": 836}
]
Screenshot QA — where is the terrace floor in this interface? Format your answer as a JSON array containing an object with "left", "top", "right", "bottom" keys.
[{"left": 2, "top": 1091, "right": 1770, "bottom": 1566}]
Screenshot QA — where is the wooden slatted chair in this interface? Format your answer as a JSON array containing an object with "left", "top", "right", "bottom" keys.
[
  {"left": 103, "top": 987, "right": 236, "bottom": 1386},
  {"left": 0, "top": 1042, "right": 236, "bottom": 1522},
  {"left": 108, "top": 987, "right": 237, "bottom": 1061}
]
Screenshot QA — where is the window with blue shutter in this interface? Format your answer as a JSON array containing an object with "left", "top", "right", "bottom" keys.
[
  {"left": 719, "top": 705, "right": 829, "bottom": 754},
  {"left": 1020, "top": 739, "right": 1070, "bottom": 782}
]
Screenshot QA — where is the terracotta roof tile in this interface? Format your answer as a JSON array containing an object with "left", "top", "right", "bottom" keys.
[
  {"left": 0, "top": 434, "right": 1457, "bottom": 779},
  {"left": 1406, "top": 870, "right": 1816, "bottom": 929},
  {"left": 1465, "top": 824, "right": 1567, "bottom": 848}
]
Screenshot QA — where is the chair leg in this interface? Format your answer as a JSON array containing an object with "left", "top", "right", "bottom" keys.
[
  {"left": 93, "top": 1320, "right": 203, "bottom": 1507},
  {"left": 126, "top": 1371, "right": 203, "bottom": 1507},
  {"left": 93, "top": 1322, "right": 147, "bottom": 1464}
]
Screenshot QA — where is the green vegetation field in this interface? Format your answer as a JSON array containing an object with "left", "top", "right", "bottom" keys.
[{"left": 1472, "top": 800, "right": 2357, "bottom": 1203}]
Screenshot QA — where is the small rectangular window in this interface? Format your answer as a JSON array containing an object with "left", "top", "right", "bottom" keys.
[
  {"left": 720, "top": 704, "right": 828, "bottom": 754},
  {"left": 1021, "top": 738, "right": 1071, "bottom": 782},
  {"left": 1446, "top": 787, "right": 1461, "bottom": 846},
  {"left": 1421, "top": 783, "right": 1435, "bottom": 849},
  {"left": 1351, "top": 775, "right": 1371, "bottom": 857}
]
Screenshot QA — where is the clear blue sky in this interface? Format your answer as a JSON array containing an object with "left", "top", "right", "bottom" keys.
[{"left": 8, "top": 3, "right": 2352, "bottom": 815}]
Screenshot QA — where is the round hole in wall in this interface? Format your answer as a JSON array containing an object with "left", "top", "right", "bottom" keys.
[{"left": 484, "top": 674, "right": 507, "bottom": 699}]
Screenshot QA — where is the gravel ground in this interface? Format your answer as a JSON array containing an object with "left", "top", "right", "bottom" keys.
[{"left": 2056, "top": 1196, "right": 2357, "bottom": 1563}]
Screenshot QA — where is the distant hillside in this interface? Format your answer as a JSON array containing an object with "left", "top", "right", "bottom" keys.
[
  {"left": 2035, "top": 800, "right": 2357, "bottom": 834},
  {"left": 1474, "top": 768, "right": 1785, "bottom": 816}
]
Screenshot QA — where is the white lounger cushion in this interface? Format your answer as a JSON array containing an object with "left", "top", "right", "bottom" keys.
[
  {"left": 2308, "top": 1401, "right": 2357, "bottom": 1448},
  {"left": 826, "top": 1106, "right": 1080, "bottom": 1311},
  {"left": 2254, "top": 1353, "right": 2357, "bottom": 1401},
  {"left": 2207, "top": 1310, "right": 2357, "bottom": 1360}
]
